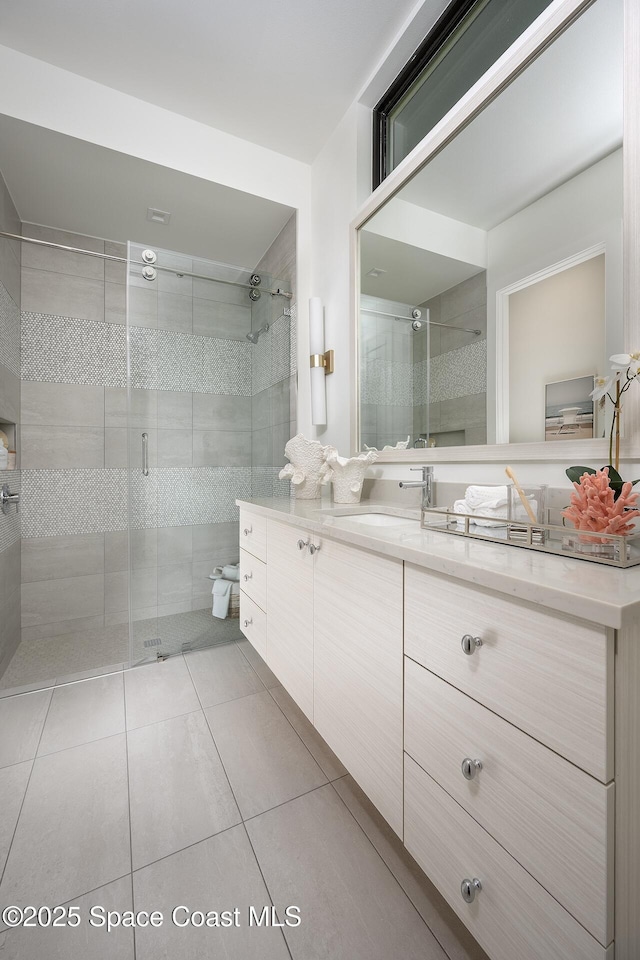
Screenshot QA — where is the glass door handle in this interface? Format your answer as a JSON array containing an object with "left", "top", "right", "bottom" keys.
[{"left": 142, "top": 433, "right": 149, "bottom": 476}]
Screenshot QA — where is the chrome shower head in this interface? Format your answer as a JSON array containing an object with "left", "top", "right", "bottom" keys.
[{"left": 246, "top": 323, "right": 269, "bottom": 344}]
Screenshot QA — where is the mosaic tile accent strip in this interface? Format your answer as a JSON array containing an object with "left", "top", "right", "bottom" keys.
[
  {"left": 251, "top": 313, "right": 292, "bottom": 396},
  {"left": 428, "top": 338, "right": 487, "bottom": 403},
  {"left": 289, "top": 302, "right": 297, "bottom": 377},
  {"left": 22, "top": 314, "right": 127, "bottom": 386},
  {"left": 0, "top": 470, "right": 20, "bottom": 552},
  {"left": 130, "top": 467, "right": 250, "bottom": 527},
  {"left": 21, "top": 469, "right": 128, "bottom": 537},
  {"left": 22, "top": 313, "right": 252, "bottom": 396},
  {"left": 251, "top": 466, "right": 295, "bottom": 501},
  {"left": 0, "top": 282, "right": 20, "bottom": 377},
  {"left": 360, "top": 359, "right": 413, "bottom": 406}
]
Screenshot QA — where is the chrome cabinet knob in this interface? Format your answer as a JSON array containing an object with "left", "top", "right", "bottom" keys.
[
  {"left": 461, "top": 634, "right": 483, "bottom": 655},
  {"left": 243, "top": 527, "right": 252, "bottom": 536},
  {"left": 461, "top": 878, "right": 482, "bottom": 903},
  {"left": 461, "top": 758, "right": 483, "bottom": 780},
  {"left": 243, "top": 572, "right": 253, "bottom": 581},
  {"left": 309, "top": 543, "right": 321, "bottom": 555},
  {"left": 243, "top": 618, "right": 252, "bottom": 628},
  {"left": 297, "top": 539, "right": 310, "bottom": 551}
]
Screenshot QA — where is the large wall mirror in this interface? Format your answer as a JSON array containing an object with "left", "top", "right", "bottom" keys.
[{"left": 355, "top": 0, "right": 624, "bottom": 458}]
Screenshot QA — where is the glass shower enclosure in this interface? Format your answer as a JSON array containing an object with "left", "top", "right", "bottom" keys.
[{"left": 126, "top": 242, "right": 292, "bottom": 665}]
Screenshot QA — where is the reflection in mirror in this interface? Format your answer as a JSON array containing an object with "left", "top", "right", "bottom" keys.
[{"left": 358, "top": 0, "right": 622, "bottom": 453}]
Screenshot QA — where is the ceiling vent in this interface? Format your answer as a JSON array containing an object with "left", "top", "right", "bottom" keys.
[
  {"left": 146, "top": 207, "right": 171, "bottom": 225},
  {"left": 366, "top": 267, "right": 386, "bottom": 279}
]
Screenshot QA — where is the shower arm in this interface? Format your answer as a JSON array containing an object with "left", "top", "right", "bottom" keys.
[{"left": 0, "top": 231, "right": 293, "bottom": 299}]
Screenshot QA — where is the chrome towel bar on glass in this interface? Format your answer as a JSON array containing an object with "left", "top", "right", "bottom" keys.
[{"left": 142, "top": 433, "right": 149, "bottom": 476}]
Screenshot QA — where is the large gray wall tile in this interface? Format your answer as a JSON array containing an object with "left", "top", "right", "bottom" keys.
[
  {"left": 105, "top": 387, "right": 157, "bottom": 428},
  {"left": 21, "top": 574, "right": 104, "bottom": 627},
  {"left": 193, "top": 393, "right": 251, "bottom": 431},
  {"left": 105, "top": 530, "right": 128, "bottom": 573},
  {"left": 0, "top": 735, "right": 130, "bottom": 909},
  {"left": 158, "top": 292, "right": 193, "bottom": 333},
  {"left": 157, "top": 429, "right": 192, "bottom": 467},
  {"left": 21, "top": 225, "right": 104, "bottom": 280},
  {"left": 105, "top": 281, "right": 126, "bottom": 324},
  {"left": 157, "top": 526, "right": 192, "bottom": 566},
  {"left": 157, "top": 390, "right": 192, "bottom": 429},
  {"left": 22, "top": 533, "right": 104, "bottom": 583},
  {"left": 191, "top": 521, "right": 238, "bottom": 562},
  {"left": 0, "top": 689, "right": 52, "bottom": 768},
  {"left": 157, "top": 562, "right": 192, "bottom": 605},
  {"left": 20, "top": 614, "right": 106, "bottom": 644},
  {"left": 129, "top": 285, "right": 158, "bottom": 327},
  {"left": 22, "top": 268, "right": 105, "bottom": 322},
  {"left": 192, "top": 299, "right": 251, "bottom": 339},
  {"left": 21, "top": 425, "right": 104, "bottom": 469},
  {"left": 128, "top": 710, "right": 240, "bottom": 869},
  {"left": 246, "top": 785, "right": 448, "bottom": 960},
  {"left": 21, "top": 381, "right": 104, "bottom": 427},
  {"left": 0, "top": 362, "right": 19, "bottom": 423},
  {"left": 193, "top": 430, "right": 251, "bottom": 467},
  {"left": 133, "top": 827, "right": 290, "bottom": 960}
]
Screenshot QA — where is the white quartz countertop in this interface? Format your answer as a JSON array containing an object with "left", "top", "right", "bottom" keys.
[{"left": 237, "top": 497, "right": 640, "bottom": 629}]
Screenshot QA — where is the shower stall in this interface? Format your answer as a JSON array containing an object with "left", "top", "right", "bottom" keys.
[{"left": 0, "top": 226, "right": 295, "bottom": 692}]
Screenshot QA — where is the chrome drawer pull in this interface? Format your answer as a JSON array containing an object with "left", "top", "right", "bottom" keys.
[
  {"left": 461, "top": 878, "right": 482, "bottom": 903},
  {"left": 309, "top": 543, "right": 321, "bottom": 555},
  {"left": 243, "top": 618, "right": 252, "bottom": 628},
  {"left": 297, "top": 538, "right": 310, "bottom": 551},
  {"left": 461, "top": 758, "right": 483, "bottom": 780},
  {"left": 243, "top": 573, "right": 253, "bottom": 581},
  {"left": 243, "top": 527, "right": 252, "bottom": 536},
  {"left": 461, "top": 634, "right": 483, "bottom": 655}
]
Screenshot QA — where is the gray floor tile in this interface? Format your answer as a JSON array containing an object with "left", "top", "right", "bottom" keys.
[
  {"left": 38, "top": 673, "right": 125, "bottom": 757},
  {"left": 124, "top": 656, "right": 200, "bottom": 730},
  {"left": 246, "top": 784, "right": 447, "bottom": 960},
  {"left": 0, "top": 735, "right": 130, "bottom": 909},
  {"left": 0, "top": 760, "right": 32, "bottom": 874},
  {"left": 205, "top": 690, "right": 327, "bottom": 819},
  {"left": 236, "top": 637, "right": 280, "bottom": 688},
  {"left": 0, "top": 875, "right": 134, "bottom": 959},
  {"left": 128, "top": 711, "right": 240, "bottom": 869},
  {"left": 333, "top": 776, "right": 489, "bottom": 960},
  {"left": 270, "top": 684, "right": 348, "bottom": 782},
  {"left": 185, "top": 641, "right": 263, "bottom": 708},
  {"left": 133, "top": 826, "right": 290, "bottom": 960},
  {"left": 0, "top": 689, "right": 52, "bottom": 768}
]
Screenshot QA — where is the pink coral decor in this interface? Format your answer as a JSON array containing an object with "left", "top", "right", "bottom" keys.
[{"left": 563, "top": 467, "right": 640, "bottom": 541}]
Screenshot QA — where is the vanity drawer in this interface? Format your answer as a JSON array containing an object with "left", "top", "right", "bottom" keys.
[
  {"left": 404, "top": 658, "right": 614, "bottom": 945},
  {"left": 239, "top": 549, "right": 266, "bottom": 610},
  {"left": 240, "top": 591, "right": 267, "bottom": 660},
  {"left": 239, "top": 510, "right": 267, "bottom": 562},
  {"left": 404, "top": 564, "right": 613, "bottom": 782},
  {"left": 404, "top": 754, "right": 610, "bottom": 960}
]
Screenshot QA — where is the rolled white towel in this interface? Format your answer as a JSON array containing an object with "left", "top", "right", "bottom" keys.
[
  {"left": 453, "top": 499, "right": 507, "bottom": 528},
  {"left": 464, "top": 484, "right": 508, "bottom": 510},
  {"left": 212, "top": 578, "right": 232, "bottom": 619}
]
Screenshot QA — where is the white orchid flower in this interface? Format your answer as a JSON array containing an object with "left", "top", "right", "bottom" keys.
[
  {"left": 590, "top": 375, "right": 616, "bottom": 401},
  {"left": 610, "top": 351, "right": 640, "bottom": 377}
]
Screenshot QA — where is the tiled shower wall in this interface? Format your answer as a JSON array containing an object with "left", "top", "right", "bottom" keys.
[
  {"left": 0, "top": 171, "right": 21, "bottom": 676},
  {"left": 250, "top": 213, "right": 297, "bottom": 497},
  {"left": 413, "top": 271, "right": 487, "bottom": 446},
  {"left": 16, "top": 226, "right": 262, "bottom": 669}
]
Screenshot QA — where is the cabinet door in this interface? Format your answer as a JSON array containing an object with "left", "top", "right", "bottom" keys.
[
  {"left": 314, "top": 538, "right": 404, "bottom": 837},
  {"left": 266, "top": 519, "right": 315, "bottom": 720}
]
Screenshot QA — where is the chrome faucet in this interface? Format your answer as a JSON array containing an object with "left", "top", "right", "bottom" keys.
[{"left": 398, "top": 465, "right": 433, "bottom": 510}]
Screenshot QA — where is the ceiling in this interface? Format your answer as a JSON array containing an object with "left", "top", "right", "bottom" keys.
[
  {"left": 0, "top": 0, "right": 418, "bottom": 163},
  {"left": 0, "top": 115, "right": 295, "bottom": 266}
]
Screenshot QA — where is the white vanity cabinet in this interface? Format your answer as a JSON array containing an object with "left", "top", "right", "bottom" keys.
[
  {"left": 266, "top": 519, "right": 316, "bottom": 720},
  {"left": 404, "top": 563, "right": 615, "bottom": 960},
  {"left": 313, "top": 537, "right": 404, "bottom": 837}
]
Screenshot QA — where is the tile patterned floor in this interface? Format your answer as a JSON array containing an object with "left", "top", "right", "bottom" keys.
[{"left": 0, "top": 639, "right": 488, "bottom": 960}]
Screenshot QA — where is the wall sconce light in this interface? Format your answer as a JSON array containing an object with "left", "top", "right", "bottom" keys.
[{"left": 309, "top": 297, "right": 334, "bottom": 426}]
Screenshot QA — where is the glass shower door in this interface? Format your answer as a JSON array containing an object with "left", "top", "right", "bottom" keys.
[{"left": 125, "top": 243, "right": 260, "bottom": 665}]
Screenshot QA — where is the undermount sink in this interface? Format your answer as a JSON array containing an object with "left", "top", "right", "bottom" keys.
[{"left": 328, "top": 513, "right": 419, "bottom": 528}]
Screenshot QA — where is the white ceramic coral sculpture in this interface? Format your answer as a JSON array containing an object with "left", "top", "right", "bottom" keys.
[
  {"left": 322, "top": 449, "right": 378, "bottom": 504},
  {"left": 279, "top": 434, "right": 334, "bottom": 499}
]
